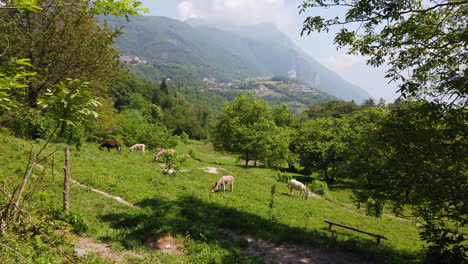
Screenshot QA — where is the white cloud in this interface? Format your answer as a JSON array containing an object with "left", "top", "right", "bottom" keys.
[
  {"left": 326, "top": 54, "right": 366, "bottom": 69},
  {"left": 176, "top": 1, "right": 199, "bottom": 20},
  {"left": 176, "top": 0, "right": 295, "bottom": 31}
]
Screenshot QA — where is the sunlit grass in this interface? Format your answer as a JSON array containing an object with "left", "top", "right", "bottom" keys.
[{"left": 0, "top": 133, "right": 427, "bottom": 263}]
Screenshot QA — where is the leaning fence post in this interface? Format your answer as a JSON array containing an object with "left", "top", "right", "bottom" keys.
[{"left": 63, "top": 148, "right": 70, "bottom": 212}]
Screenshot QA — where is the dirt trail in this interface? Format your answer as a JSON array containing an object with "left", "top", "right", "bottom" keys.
[
  {"left": 219, "top": 228, "right": 377, "bottom": 264},
  {"left": 72, "top": 180, "right": 138, "bottom": 208},
  {"left": 75, "top": 235, "right": 144, "bottom": 262}
]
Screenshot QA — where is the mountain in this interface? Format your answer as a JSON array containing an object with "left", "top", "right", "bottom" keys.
[{"left": 110, "top": 16, "right": 370, "bottom": 102}]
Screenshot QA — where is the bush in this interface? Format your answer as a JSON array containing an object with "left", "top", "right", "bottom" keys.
[
  {"left": 180, "top": 131, "right": 189, "bottom": 143},
  {"left": 0, "top": 108, "right": 52, "bottom": 139},
  {"left": 273, "top": 172, "right": 292, "bottom": 183},
  {"left": 53, "top": 210, "right": 88, "bottom": 234},
  {"left": 309, "top": 180, "right": 329, "bottom": 196},
  {"left": 365, "top": 198, "right": 384, "bottom": 218},
  {"left": 119, "top": 109, "right": 178, "bottom": 149}
]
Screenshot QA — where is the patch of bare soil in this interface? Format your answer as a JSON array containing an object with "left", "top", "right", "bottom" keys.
[
  {"left": 148, "top": 234, "right": 184, "bottom": 255},
  {"left": 201, "top": 167, "right": 219, "bottom": 174},
  {"left": 57, "top": 231, "right": 144, "bottom": 263},
  {"left": 219, "top": 228, "right": 377, "bottom": 264}
]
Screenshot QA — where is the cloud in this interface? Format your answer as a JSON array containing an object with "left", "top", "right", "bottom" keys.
[
  {"left": 176, "top": 1, "right": 199, "bottom": 20},
  {"left": 176, "top": 0, "right": 296, "bottom": 31},
  {"left": 326, "top": 54, "right": 366, "bottom": 69}
]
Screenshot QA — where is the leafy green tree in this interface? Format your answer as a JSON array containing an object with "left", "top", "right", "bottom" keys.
[
  {"left": 212, "top": 93, "right": 292, "bottom": 167},
  {"left": 85, "top": 97, "right": 122, "bottom": 141},
  {"left": 119, "top": 109, "right": 177, "bottom": 149},
  {"left": 362, "top": 98, "right": 376, "bottom": 108},
  {"left": 300, "top": 1, "right": 467, "bottom": 260},
  {"left": 160, "top": 78, "right": 169, "bottom": 95},
  {"left": 0, "top": 0, "right": 146, "bottom": 107},
  {"left": 300, "top": 0, "right": 467, "bottom": 103},
  {"left": 272, "top": 104, "right": 294, "bottom": 127},
  {"left": 294, "top": 117, "right": 350, "bottom": 183},
  {"left": 378, "top": 98, "right": 386, "bottom": 108},
  {"left": 347, "top": 102, "right": 467, "bottom": 262},
  {"left": 300, "top": 100, "right": 361, "bottom": 120},
  {"left": 1, "top": 0, "right": 147, "bottom": 15},
  {"left": 38, "top": 79, "right": 100, "bottom": 136},
  {"left": 0, "top": 59, "right": 36, "bottom": 112}
]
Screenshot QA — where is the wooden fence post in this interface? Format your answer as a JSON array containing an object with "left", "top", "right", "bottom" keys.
[
  {"left": 63, "top": 148, "right": 70, "bottom": 212},
  {"left": 52, "top": 155, "right": 55, "bottom": 181}
]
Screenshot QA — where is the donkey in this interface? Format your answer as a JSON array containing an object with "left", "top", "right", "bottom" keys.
[
  {"left": 129, "top": 144, "right": 146, "bottom": 154},
  {"left": 212, "top": 176, "right": 234, "bottom": 193},
  {"left": 288, "top": 179, "right": 310, "bottom": 200},
  {"left": 99, "top": 141, "right": 121, "bottom": 154}
]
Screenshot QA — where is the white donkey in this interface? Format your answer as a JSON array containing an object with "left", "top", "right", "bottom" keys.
[
  {"left": 212, "top": 176, "right": 234, "bottom": 192},
  {"left": 129, "top": 144, "right": 146, "bottom": 153},
  {"left": 288, "top": 179, "right": 310, "bottom": 200}
]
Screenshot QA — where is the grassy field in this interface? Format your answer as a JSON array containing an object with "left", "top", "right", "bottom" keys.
[{"left": 0, "top": 134, "right": 427, "bottom": 263}]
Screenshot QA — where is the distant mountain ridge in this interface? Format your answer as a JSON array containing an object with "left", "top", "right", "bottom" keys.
[{"left": 110, "top": 16, "right": 370, "bottom": 102}]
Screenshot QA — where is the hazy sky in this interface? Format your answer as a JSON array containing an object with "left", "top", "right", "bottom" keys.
[{"left": 137, "top": 0, "right": 400, "bottom": 102}]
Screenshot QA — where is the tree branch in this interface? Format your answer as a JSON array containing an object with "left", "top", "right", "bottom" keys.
[
  {"left": 0, "top": 187, "right": 77, "bottom": 264},
  {"left": 0, "top": 242, "right": 32, "bottom": 264}
]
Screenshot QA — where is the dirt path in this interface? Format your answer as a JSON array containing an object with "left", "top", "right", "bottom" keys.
[
  {"left": 75, "top": 235, "right": 144, "bottom": 262},
  {"left": 72, "top": 180, "right": 138, "bottom": 208},
  {"left": 219, "top": 228, "right": 377, "bottom": 264}
]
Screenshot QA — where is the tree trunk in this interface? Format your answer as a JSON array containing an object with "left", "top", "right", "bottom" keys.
[
  {"left": 58, "top": 121, "right": 67, "bottom": 137},
  {"left": 245, "top": 151, "right": 250, "bottom": 167},
  {"left": 63, "top": 148, "right": 70, "bottom": 212},
  {"left": 28, "top": 87, "right": 39, "bottom": 108}
]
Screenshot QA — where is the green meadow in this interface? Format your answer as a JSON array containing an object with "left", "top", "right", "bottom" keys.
[{"left": 0, "top": 134, "right": 425, "bottom": 263}]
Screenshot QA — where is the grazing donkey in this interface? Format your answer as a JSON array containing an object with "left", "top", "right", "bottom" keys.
[
  {"left": 153, "top": 148, "right": 176, "bottom": 162},
  {"left": 288, "top": 179, "right": 310, "bottom": 200},
  {"left": 212, "top": 176, "right": 234, "bottom": 193},
  {"left": 99, "top": 141, "right": 121, "bottom": 153},
  {"left": 129, "top": 144, "right": 146, "bottom": 154}
]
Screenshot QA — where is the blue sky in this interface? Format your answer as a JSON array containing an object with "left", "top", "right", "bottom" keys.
[{"left": 137, "top": 0, "right": 400, "bottom": 102}]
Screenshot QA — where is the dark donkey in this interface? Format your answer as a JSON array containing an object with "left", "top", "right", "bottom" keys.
[{"left": 99, "top": 140, "right": 122, "bottom": 153}]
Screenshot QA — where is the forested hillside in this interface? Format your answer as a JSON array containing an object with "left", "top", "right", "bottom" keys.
[{"left": 110, "top": 16, "right": 370, "bottom": 102}]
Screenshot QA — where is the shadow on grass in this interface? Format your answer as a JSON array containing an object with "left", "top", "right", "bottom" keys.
[{"left": 99, "top": 195, "right": 421, "bottom": 264}]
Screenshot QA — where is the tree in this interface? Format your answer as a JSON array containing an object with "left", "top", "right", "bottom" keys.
[
  {"left": 212, "top": 93, "right": 292, "bottom": 167},
  {"left": 362, "top": 97, "right": 376, "bottom": 107},
  {"left": 294, "top": 117, "right": 350, "bottom": 183},
  {"left": 300, "top": 1, "right": 467, "bottom": 260},
  {"left": 377, "top": 97, "right": 386, "bottom": 108},
  {"left": 347, "top": 102, "right": 467, "bottom": 262},
  {"left": 119, "top": 109, "right": 177, "bottom": 149},
  {"left": 0, "top": 1, "right": 125, "bottom": 107},
  {"left": 160, "top": 78, "right": 169, "bottom": 95},
  {"left": 0, "top": 59, "right": 35, "bottom": 112},
  {"left": 300, "top": 100, "right": 361, "bottom": 120},
  {"left": 300, "top": 0, "right": 467, "bottom": 104}
]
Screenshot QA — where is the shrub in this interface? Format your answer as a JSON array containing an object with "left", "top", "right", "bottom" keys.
[
  {"left": 309, "top": 180, "right": 330, "bottom": 196},
  {"left": 53, "top": 210, "right": 89, "bottom": 234},
  {"left": 365, "top": 198, "right": 384, "bottom": 218},
  {"left": 273, "top": 172, "right": 292, "bottom": 183}
]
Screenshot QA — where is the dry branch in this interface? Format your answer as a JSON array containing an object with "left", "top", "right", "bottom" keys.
[{"left": 0, "top": 187, "right": 77, "bottom": 264}]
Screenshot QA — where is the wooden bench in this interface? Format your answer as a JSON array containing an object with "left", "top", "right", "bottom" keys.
[{"left": 324, "top": 220, "right": 389, "bottom": 244}]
